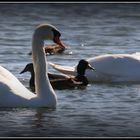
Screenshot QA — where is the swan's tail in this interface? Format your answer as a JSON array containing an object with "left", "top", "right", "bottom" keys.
[{"left": 49, "top": 62, "right": 76, "bottom": 76}]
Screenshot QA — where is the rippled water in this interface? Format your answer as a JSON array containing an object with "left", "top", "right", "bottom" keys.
[{"left": 1, "top": 3, "right": 140, "bottom": 137}]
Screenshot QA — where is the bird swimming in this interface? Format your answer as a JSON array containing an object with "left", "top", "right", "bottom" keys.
[
  {"left": 0, "top": 23, "right": 67, "bottom": 107},
  {"left": 28, "top": 44, "right": 66, "bottom": 55},
  {"left": 20, "top": 59, "right": 95, "bottom": 92},
  {"left": 49, "top": 53, "right": 140, "bottom": 83}
]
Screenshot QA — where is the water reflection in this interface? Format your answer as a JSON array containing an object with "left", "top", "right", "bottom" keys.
[{"left": 33, "top": 108, "right": 56, "bottom": 128}]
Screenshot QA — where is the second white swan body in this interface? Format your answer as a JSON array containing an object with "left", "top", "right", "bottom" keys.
[
  {"left": 0, "top": 24, "right": 66, "bottom": 107},
  {"left": 50, "top": 52, "right": 140, "bottom": 83}
]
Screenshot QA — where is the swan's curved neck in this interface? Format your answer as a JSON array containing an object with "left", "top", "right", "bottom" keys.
[{"left": 32, "top": 34, "right": 55, "bottom": 98}]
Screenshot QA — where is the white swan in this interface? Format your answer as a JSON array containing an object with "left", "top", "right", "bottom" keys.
[
  {"left": 49, "top": 53, "right": 140, "bottom": 83},
  {"left": 0, "top": 23, "right": 66, "bottom": 107}
]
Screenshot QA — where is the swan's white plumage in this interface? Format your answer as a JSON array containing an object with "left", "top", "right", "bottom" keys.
[
  {"left": 0, "top": 24, "right": 62, "bottom": 107},
  {"left": 0, "top": 66, "right": 35, "bottom": 98},
  {"left": 0, "top": 66, "right": 36, "bottom": 107},
  {"left": 50, "top": 53, "right": 140, "bottom": 83},
  {"left": 49, "top": 62, "right": 75, "bottom": 76}
]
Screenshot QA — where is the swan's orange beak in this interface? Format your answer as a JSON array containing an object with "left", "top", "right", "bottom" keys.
[{"left": 53, "top": 36, "right": 66, "bottom": 49}]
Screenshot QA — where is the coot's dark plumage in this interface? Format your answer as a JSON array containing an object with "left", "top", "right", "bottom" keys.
[{"left": 20, "top": 60, "right": 95, "bottom": 92}]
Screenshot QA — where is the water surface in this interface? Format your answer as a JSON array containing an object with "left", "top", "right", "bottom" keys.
[{"left": 0, "top": 3, "right": 140, "bottom": 137}]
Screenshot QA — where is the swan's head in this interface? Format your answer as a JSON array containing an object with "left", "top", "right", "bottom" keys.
[{"left": 34, "top": 24, "right": 66, "bottom": 49}]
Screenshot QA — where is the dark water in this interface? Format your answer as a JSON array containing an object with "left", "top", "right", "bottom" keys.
[{"left": 0, "top": 3, "right": 140, "bottom": 137}]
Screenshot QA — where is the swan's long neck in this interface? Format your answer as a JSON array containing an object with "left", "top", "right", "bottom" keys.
[{"left": 32, "top": 34, "right": 55, "bottom": 98}]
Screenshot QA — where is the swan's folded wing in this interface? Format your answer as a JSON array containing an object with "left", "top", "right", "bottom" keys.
[
  {"left": 48, "top": 72, "right": 70, "bottom": 80},
  {"left": 0, "top": 66, "right": 36, "bottom": 99},
  {"left": 49, "top": 62, "right": 76, "bottom": 76}
]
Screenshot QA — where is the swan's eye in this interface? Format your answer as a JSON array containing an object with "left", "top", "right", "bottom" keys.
[{"left": 52, "top": 29, "right": 61, "bottom": 37}]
